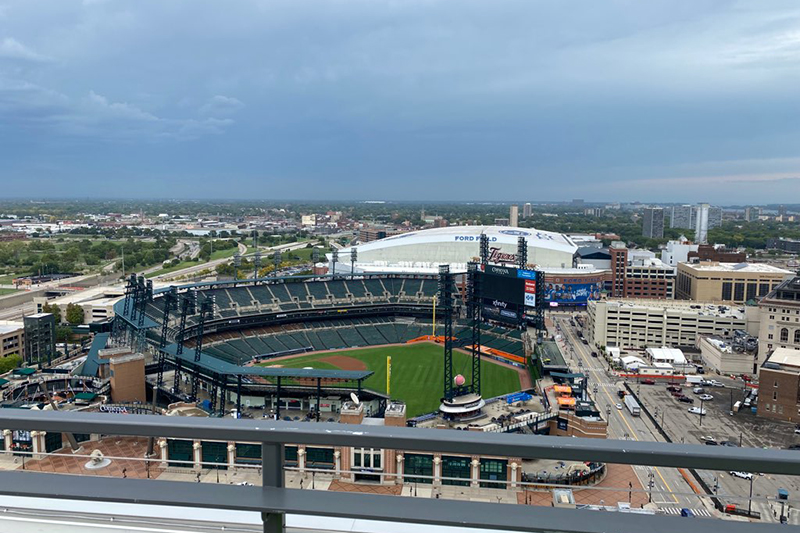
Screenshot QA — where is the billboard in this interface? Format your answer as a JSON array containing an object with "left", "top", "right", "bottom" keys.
[
  {"left": 479, "top": 265, "right": 541, "bottom": 325},
  {"left": 544, "top": 280, "right": 603, "bottom": 305}
]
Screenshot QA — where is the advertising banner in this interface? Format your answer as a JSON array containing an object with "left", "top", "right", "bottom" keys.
[{"left": 544, "top": 281, "right": 603, "bottom": 305}]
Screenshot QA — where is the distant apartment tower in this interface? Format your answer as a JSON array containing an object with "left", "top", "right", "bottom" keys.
[
  {"left": 695, "top": 203, "right": 710, "bottom": 244},
  {"left": 707, "top": 207, "right": 723, "bottom": 230},
  {"left": 584, "top": 208, "right": 604, "bottom": 217},
  {"left": 642, "top": 208, "right": 664, "bottom": 239},
  {"left": 523, "top": 203, "right": 532, "bottom": 219},
  {"left": 670, "top": 205, "right": 695, "bottom": 230},
  {"left": 23, "top": 313, "right": 56, "bottom": 365},
  {"left": 509, "top": 205, "right": 519, "bottom": 228},
  {"left": 745, "top": 207, "right": 761, "bottom": 222}
]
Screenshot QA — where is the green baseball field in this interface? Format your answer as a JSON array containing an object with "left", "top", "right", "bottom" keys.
[{"left": 258, "top": 342, "right": 524, "bottom": 417}]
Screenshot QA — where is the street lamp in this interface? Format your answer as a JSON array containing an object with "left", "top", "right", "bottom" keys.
[
  {"left": 648, "top": 472, "right": 655, "bottom": 503},
  {"left": 699, "top": 397, "right": 705, "bottom": 427},
  {"left": 748, "top": 474, "right": 755, "bottom": 516}
]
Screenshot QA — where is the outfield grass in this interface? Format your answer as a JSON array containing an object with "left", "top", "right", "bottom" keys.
[{"left": 260, "top": 343, "right": 522, "bottom": 417}]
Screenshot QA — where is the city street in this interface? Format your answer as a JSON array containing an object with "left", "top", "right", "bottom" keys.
[{"left": 552, "top": 312, "right": 798, "bottom": 524}]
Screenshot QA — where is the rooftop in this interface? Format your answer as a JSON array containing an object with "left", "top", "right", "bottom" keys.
[
  {"left": 766, "top": 347, "right": 800, "bottom": 369},
  {"left": 0, "top": 323, "right": 23, "bottom": 335},
  {"left": 596, "top": 299, "right": 746, "bottom": 318},
  {"left": 680, "top": 261, "right": 792, "bottom": 274}
]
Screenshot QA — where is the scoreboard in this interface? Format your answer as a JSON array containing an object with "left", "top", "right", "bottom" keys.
[{"left": 478, "top": 264, "right": 541, "bottom": 325}]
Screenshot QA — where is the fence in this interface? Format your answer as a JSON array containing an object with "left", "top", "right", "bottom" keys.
[{"left": 0, "top": 409, "right": 795, "bottom": 533}]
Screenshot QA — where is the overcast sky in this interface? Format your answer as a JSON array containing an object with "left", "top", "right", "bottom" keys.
[{"left": 1, "top": 0, "right": 800, "bottom": 203}]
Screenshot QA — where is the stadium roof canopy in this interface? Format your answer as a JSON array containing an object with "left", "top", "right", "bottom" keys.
[
  {"left": 335, "top": 225, "right": 578, "bottom": 274},
  {"left": 163, "top": 343, "right": 373, "bottom": 381}
]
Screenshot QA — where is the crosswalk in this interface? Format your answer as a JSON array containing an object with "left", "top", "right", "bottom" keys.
[{"left": 660, "top": 506, "right": 713, "bottom": 517}]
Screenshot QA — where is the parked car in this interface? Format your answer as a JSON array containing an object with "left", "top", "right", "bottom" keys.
[
  {"left": 615, "top": 403, "right": 623, "bottom": 410},
  {"left": 641, "top": 379, "right": 656, "bottom": 385},
  {"left": 667, "top": 385, "right": 682, "bottom": 393},
  {"left": 795, "top": 425, "right": 800, "bottom": 435},
  {"left": 709, "top": 380, "right": 723, "bottom": 387},
  {"left": 698, "top": 394, "right": 714, "bottom": 401},
  {"left": 729, "top": 471, "right": 753, "bottom": 480},
  {"left": 720, "top": 441, "right": 738, "bottom": 447},
  {"left": 688, "top": 407, "right": 707, "bottom": 415},
  {"left": 786, "top": 444, "right": 800, "bottom": 450},
  {"left": 693, "top": 387, "right": 705, "bottom": 394},
  {"left": 704, "top": 440, "right": 719, "bottom": 446},
  {"left": 591, "top": 351, "right": 598, "bottom": 358},
  {"left": 677, "top": 396, "right": 694, "bottom": 404}
]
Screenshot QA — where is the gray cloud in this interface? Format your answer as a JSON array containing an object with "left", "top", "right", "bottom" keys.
[{"left": 0, "top": 0, "right": 799, "bottom": 201}]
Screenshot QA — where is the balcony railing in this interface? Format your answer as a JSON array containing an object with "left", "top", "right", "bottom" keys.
[{"left": 0, "top": 409, "right": 795, "bottom": 533}]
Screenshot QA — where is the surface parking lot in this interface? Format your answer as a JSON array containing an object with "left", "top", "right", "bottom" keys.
[{"left": 632, "top": 376, "right": 800, "bottom": 450}]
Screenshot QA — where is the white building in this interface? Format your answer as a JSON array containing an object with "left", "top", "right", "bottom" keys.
[
  {"left": 660, "top": 238, "right": 698, "bottom": 267},
  {"left": 697, "top": 336, "right": 755, "bottom": 375},
  {"left": 587, "top": 299, "right": 749, "bottom": 349},
  {"left": 331, "top": 225, "right": 578, "bottom": 274}
]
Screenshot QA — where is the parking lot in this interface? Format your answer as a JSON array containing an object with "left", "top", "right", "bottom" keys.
[{"left": 632, "top": 375, "right": 800, "bottom": 520}]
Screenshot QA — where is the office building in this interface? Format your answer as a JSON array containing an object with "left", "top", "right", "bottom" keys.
[
  {"left": 583, "top": 208, "right": 604, "bottom": 217},
  {"left": 670, "top": 205, "right": 695, "bottom": 230},
  {"left": 758, "top": 275, "right": 800, "bottom": 364},
  {"left": 767, "top": 238, "right": 800, "bottom": 254},
  {"left": 0, "top": 321, "right": 24, "bottom": 359},
  {"left": 23, "top": 313, "right": 56, "bottom": 365},
  {"left": 523, "top": 202, "right": 531, "bottom": 218},
  {"left": 509, "top": 205, "right": 519, "bottom": 228},
  {"left": 686, "top": 244, "right": 745, "bottom": 263},
  {"left": 757, "top": 348, "right": 800, "bottom": 423},
  {"left": 698, "top": 336, "right": 756, "bottom": 376},
  {"left": 587, "top": 299, "right": 747, "bottom": 349},
  {"left": 609, "top": 243, "right": 675, "bottom": 299},
  {"left": 676, "top": 262, "right": 792, "bottom": 304},
  {"left": 641, "top": 208, "right": 664, "bottom": 239}
]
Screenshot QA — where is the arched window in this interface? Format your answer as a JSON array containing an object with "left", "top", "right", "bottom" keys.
[
  {"left": 795, "top": 330, "right": 800, "bottom": 344},
  {"left": 780, "top": 328, "right": 789, "bottom": 342}
]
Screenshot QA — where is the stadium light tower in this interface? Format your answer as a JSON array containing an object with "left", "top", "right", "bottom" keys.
[
  {"left": 273, "top": 250, "right": 282, "bottom": 277},
  {"left": 517, "top": 237, "right": 528, "bottom": 269},
  {"left": 331, "top": 248, "right": 338, "bottom": 277},
  {"left": 254, "top": 251, "right": 261, "bottom": 282},
  {"left": 233, "top": 253, "right": 241, "bottom": 280},
  {"left": 350, "top": 248, "right": 357, "bottom": 279},
  {"left": 479, "top": 234, "right": 489, "bottom": 265}
]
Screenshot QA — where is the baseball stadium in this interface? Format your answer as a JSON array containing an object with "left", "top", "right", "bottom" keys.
[{"left": 113, "top": 270, "right": 537, "bottom": 422}]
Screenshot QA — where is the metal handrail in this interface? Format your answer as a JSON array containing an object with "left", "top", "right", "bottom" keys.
[{"left": 0, "top": 409, "right": 794, "bottom": 533}]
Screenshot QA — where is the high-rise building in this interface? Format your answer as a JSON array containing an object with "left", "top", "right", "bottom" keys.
[
  {"left": 642, "top": 208, "right": 664, "bottom": 239},
  {"left": 745, "top": 206, "right": 761, "bottom": 222},
  {"left": 23, "top": 313, "right": 56, "bottom": 365},
  {"left": 670, "top": 205, "right": 695, "bottom": 229},
  {"left": 522, "top": 202, "right": 532, "bottom": 219},
  {"left": 610, "top": 242, "right": 675, "bottom": 299},
  {"left": 509, "top": 205, "right": 518, "bottom": 227},
  {"left": 708, "top": 207, "right": 723, "bottom": 230},
  {"left": 695, "top": 203, "right": 710, "bottom": 244}
]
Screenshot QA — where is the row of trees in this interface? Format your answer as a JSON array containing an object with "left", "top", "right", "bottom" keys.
[{"left": 42, "top": 302, "right": 85, "bottom": 325}]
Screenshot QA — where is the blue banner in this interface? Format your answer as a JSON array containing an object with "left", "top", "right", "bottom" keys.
[{"left": 544, "top": 281, "right": 602, "bottom": 305}]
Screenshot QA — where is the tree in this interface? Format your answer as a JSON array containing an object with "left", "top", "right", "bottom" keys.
[
  {"left": 56, "top": 325, "right": 73, "bottom": 343},
  {"left": 65, "top": 303, "right": 85, "bottom": 325},
  {"left": 42, "top": 303, "right": 62, "bottom": 324},
  {"left": 0, "top": 354, "right": 22, "bottom": 374}
]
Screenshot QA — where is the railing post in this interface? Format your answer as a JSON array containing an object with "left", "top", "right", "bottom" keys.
[{"left": 262, "top": 442, "right": 284, "bottom": 533}]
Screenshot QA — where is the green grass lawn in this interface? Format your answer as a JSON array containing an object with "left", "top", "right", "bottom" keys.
[
  {"left": 0, "top": 288, "right": 18, "bottom": 297},
  {"left": 0, "top": 273, "right": 30, "bottom": 284},
  {"left": 210, "top": 247, "right": 238, "bottom": 260},
  {"left": 259, "top": 343, "right": 522, "bottom": 417}
]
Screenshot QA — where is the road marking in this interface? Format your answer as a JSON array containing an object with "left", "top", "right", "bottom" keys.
[{"left": 559, "top": 318, "right": 680, "bottom": 504}]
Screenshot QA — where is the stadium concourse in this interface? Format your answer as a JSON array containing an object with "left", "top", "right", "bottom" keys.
[
  {"left": 113, "top": 272, "right": 534, "bottom": 422},
  {"left": 332, "top": 225, "right": 578, "bottom": 275}
]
